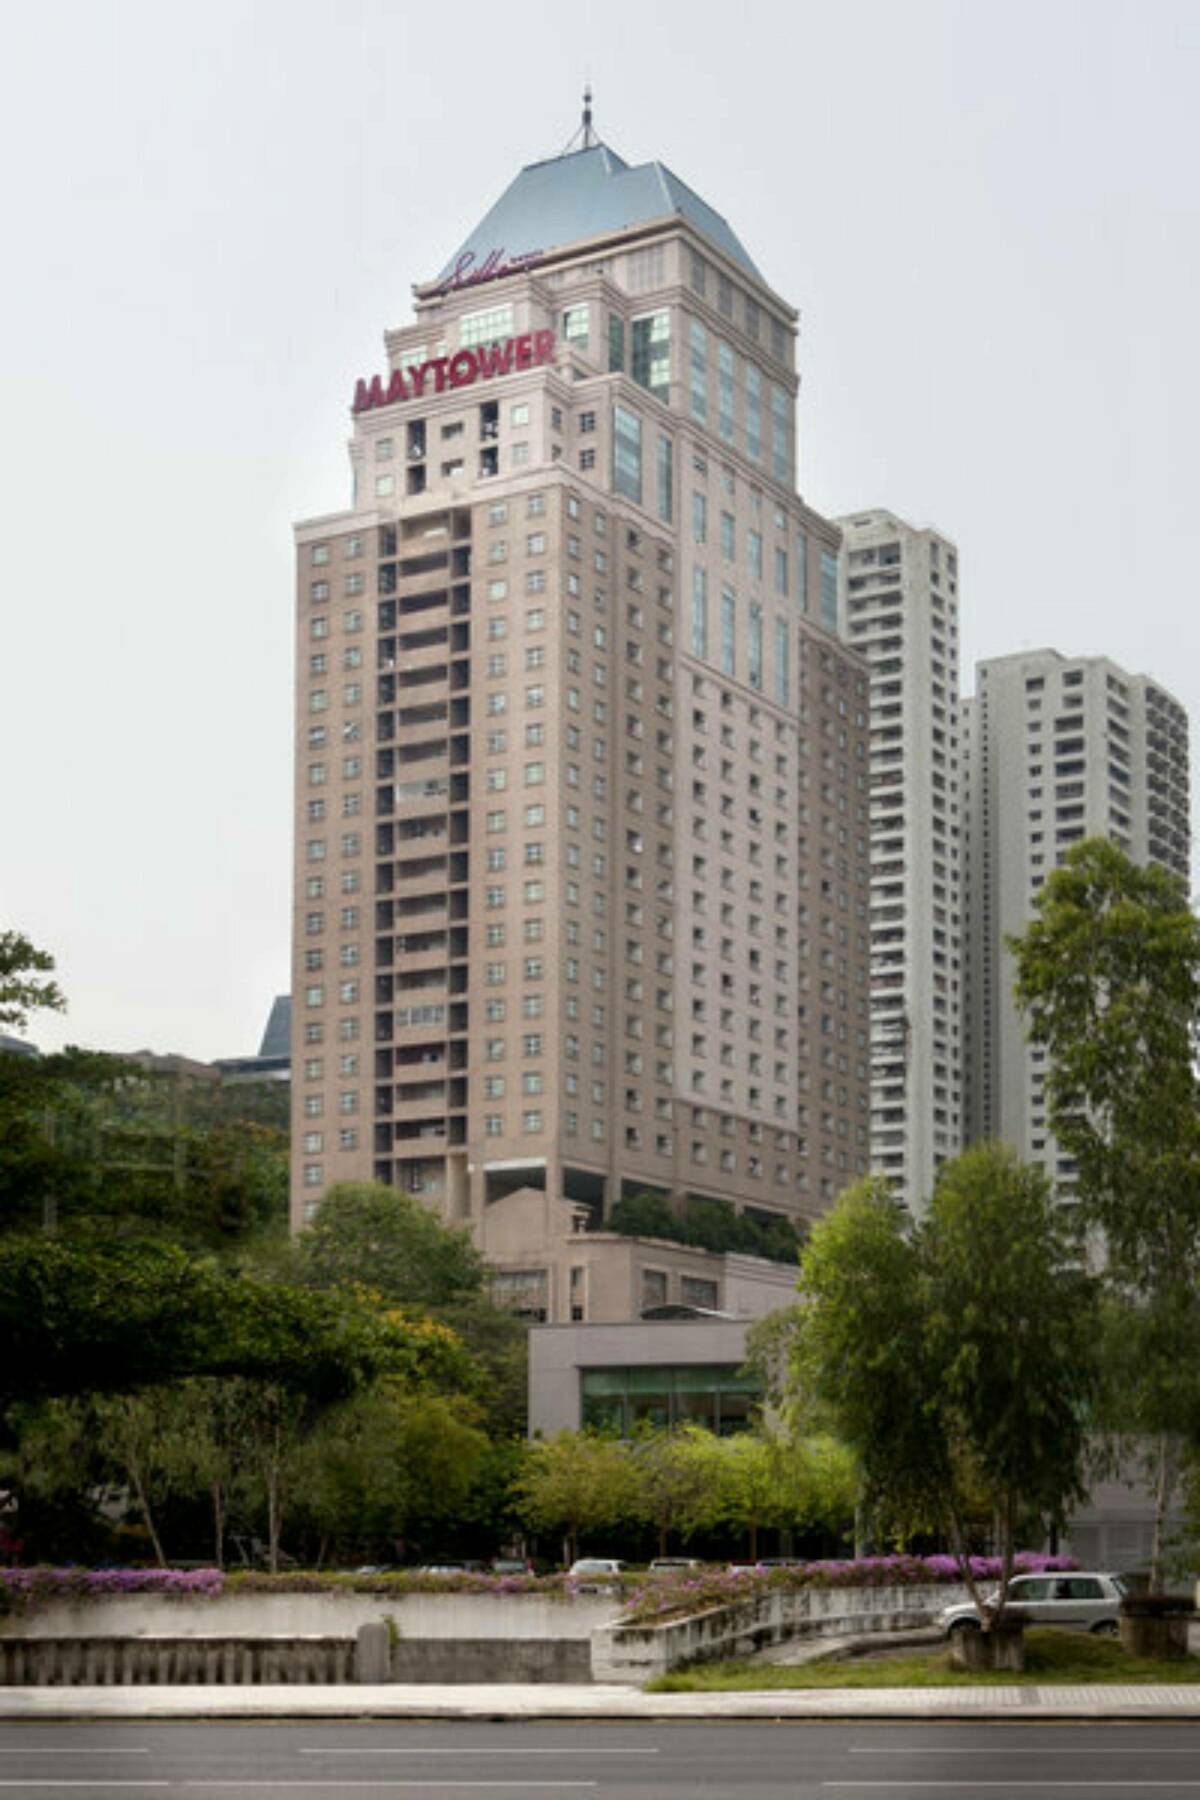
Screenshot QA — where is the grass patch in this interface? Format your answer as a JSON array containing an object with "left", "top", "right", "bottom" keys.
[{"left": 647, "top": 1629, "right": 1200, "bottom": 1691}]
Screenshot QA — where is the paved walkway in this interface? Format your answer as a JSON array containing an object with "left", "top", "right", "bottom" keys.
[{"left": 3, "top": 1683, "right": 1200, "bottom": 1721}]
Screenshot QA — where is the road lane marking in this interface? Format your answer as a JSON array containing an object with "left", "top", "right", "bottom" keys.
[
  {"left": 299, "top": 1748, "right": 652, "bottom": 1755},
  {"left": 0, "top": 1751, "right": 151, "bottom": 1757},
  {"left": 851, "top": 1749, "right": 1200, "bottom": 1756},
  {"left": 182, "top": 1784, "right": 597, "bottom": 1791},
  {"left": 0, "top": 1785, "right": 167, "bottom": 1790}
]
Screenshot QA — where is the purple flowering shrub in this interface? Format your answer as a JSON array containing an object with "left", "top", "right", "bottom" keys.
[
  {"left": 621, "top": 1552, "right": 1078, "bottom": 1626},
  {"left": 0, "top": 1567, "right": 224, "bottom": 1615}
]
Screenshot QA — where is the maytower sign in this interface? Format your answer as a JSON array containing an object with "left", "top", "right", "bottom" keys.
[{"left": 352, "top": 331, "right": 557, "bottom": 415}]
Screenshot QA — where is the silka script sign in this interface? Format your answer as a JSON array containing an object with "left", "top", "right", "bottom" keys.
[
  {"left": 433, "top": 247, "right": 545, "bottom": 294},
  {"left": 352, "top": 332, "right": 557, "bottom": 415}
]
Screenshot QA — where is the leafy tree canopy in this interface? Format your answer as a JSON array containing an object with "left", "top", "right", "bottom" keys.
[
  {"left": 790, "top": 1146, "right": 1099, "bottom": 1625},
  {"left": 298, "top": 1182, "right": 486, "bottom": 1311},
  {"left": 0, "top": 930, "right": 65, "bottom": 1033}
]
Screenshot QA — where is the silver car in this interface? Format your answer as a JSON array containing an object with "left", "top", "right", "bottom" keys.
[{"left": 941, "top": 1570, "right": 1126, "bottom": 1637}]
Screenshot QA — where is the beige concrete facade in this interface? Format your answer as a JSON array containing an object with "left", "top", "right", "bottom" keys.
[{"left": 290, "top": 149, "right": 871, "bottom": 1312}]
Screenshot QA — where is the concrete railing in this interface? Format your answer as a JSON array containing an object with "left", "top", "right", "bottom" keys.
[
  {"left": 592, "top": 1583, "right": 967, "bottom": 1683},
  {"left": 0, "top": 1636, "right": 355, "bottom": 1687}
]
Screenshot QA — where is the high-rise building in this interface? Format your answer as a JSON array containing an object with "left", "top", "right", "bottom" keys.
[
  {"left": 290, "top": 124, "right": 873, "bottom": 1313},
  {"left": 837, "top": 510, "right": 963, "bottom": 1214},
  {"left": 963, "top": 649, "right": 1190, "bottom": 1176}
]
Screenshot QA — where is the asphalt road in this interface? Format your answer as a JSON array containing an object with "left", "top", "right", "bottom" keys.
[{"left": 1, "top": 1721, "right": 1200, "bottom": 1798}]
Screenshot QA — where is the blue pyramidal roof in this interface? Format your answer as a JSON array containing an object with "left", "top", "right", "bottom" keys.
[{"left": 436, "top": 143, "right": 763, "bottom": 285}]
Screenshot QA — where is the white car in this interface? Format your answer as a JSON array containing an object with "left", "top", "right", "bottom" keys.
[
  {"left": 568, "top": 1557, "right": 625, "bottom": 1577},
  {"left": 941, "top": 1570, "right": 1126, "bottom": 1637}
]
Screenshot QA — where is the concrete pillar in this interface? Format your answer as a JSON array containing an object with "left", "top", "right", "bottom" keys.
[{"left": 355, "top": 1621, "right": 391, "bottom": 1684}]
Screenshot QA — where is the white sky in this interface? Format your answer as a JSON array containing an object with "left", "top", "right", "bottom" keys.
[{"left": 4, "top": 0, "right": 1199, "bottom": 1060}]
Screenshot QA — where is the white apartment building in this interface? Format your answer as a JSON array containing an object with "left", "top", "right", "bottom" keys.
[
  {"left": 962, "top": 649, "right": 1190, "bottom": 1179},
  {"left": 837, "top": 510, "right": 963, "bottom": 1214}
]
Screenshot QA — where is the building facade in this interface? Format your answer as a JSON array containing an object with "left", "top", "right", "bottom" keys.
[
  {"left": 290, "top": 134, "right": 872, "bottom": 1296},
  {"left": 837, "top": 510, "right": 963, "bottom": 1214},
  {"left": 962, "top": 649, "right": 1190, "bottom": 1176}
]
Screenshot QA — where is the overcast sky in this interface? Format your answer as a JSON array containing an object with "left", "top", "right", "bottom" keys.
[{"left": 4, "top": 0, "right": 1199, "bottom": 1060}]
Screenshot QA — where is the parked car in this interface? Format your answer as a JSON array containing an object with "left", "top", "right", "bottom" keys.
[
  {"left": 490, "top": 1557, "right": 534, "bottom": 1575},
  {"left": 940, "top": 1571, "right": 1127, "bottom": 1637},
  {"left": 649, "top": 1557, "right": 703, "bottom": 1574},
  {"left": 417, "top": 1560, "right": 486, "bottom": 1575},
  {"left": 568, "top": 1557, "right": 625, "bottom": 1577}
]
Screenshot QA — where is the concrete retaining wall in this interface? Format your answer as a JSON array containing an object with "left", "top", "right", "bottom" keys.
[
  {"left": 592, "top": 1583, "right": 967, "bottom": 1683},
  {"left": 0, "top": 1632, "right": 592, "bottom": 1687},
  {"left": 7, "top": 1591, "right": 617, "bottom": 1642},
  {"left": 0, "top": 1637, "right": 355, "bottom": 1687}
]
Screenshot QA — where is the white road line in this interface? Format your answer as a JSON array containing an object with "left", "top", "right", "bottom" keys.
[
  {"left": 298, "top": 1747, "right": 652, "bottom": 1756},
  {"left": 182, "top": 1784, "right": 597, "bottom": 1791},
  {"left": 0, "top": 1751, "right": 151, "bottom": 1757},
  {"left": 0, "top": 1785, "right": 167, "bottom": 1790}
]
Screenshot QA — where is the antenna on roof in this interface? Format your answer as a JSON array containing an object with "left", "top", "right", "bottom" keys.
[{"left": 561, "top": 82, "right": 599, "bottom": 154}]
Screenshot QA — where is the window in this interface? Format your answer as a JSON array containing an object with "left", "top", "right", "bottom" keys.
[
  {"left": 656, "top": 434, "right": 674, "bottom": 525},
  {"left": 771, "top": 383, "right": 790, "bottom": 482},
  {"left": 819, "top": 548, "right": 838, "bottom": 631},
  {"left": 749, "top": 602, "right": 763, "bottom": 690},
  {"left": 608, "top": 312, "right": 625, "bottom": 371},
  {"left": 692, "top": 491, "right": 707, "bottom": 545},
  {"left": 745, "top": 364, "right": 762, "bottom": 463},
  {"left": 775, "top": 615, "right": 789, "bottom": 707},
  {"left": 375, "top": 473, "right": 395, "bottom": 498},
  {"left": 510, "top": 402, "right": 530, "bottom": 426},
  {"left": 563, "top": 304, "right": 589, "bottom": 349},
  {"left": 720, "top": 512, "right": 735, "bottom": 560},
  {"left": 691, "top": 567, "right": 708, "bottom": 659},
  {"left": 748, "top": 529, "right": 763, "bottom": 582},
  {"left": 717, "top": 340, "right": 734, "bottom": 443},
  {"left": 688, "top": 318, "right": 708, "bottom": 422},
  {"left": 459, "top": 303, "right": 514, "bottom": 347},
  {"left": 613, "top": 404, "right": 642, "bottom": 504},
  {"left": 720, "top": 588, "right": 736, "bottom": 677},
  {"left": 774, "top": 546, "right": 788, "bottom": 595},
  {"left": 796, "top": 530, "right": 809, "bottom": 612},
  {"left": 631, "top": 310, "right": 670, "bottom": 400}
]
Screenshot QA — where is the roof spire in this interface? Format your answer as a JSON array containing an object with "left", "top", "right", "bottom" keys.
[{"left": 560, "top": 82, "right": 599, "bottom": 155}]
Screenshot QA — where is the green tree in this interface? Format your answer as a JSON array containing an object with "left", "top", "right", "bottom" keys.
[
  {"left": 0, "top": 930, "right": 65, "bottom": 1032},
  {"left": 294, "top": 1386, "right": 490, "bottom": 1564},
  {"left": 512, "top": 1431, "right": 638, "bottom": 1566},
  {"left": 790, "top": 1149, "right": 1098, "bottom": 1637},
  {"left": 629, "top": 1425, "right": 724, "bottom": 1557},
  {"left": 1010, "top": 836, "right": 1200, "bottom": 1588},
  {"left": 0, "top": 1231, "right": 455, "bottom": 1415},
  {"left": 299, "top": 1182, "right": 486, "bottom": 1310},
  {"left": 716, "top": 1431, "right": 857, "bottom": 1562}
]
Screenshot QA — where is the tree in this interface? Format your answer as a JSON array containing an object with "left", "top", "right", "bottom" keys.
[
  {"left": 0, "top": 1230, "right": 457, "bottom": 1415},
  {"left": 299, "top": 1182, "right": 486, "bottom": 1310},
  {"left": 294, "top": 1386, "right": 490, "bottom": 1564},
  {"left": 0, "top": 930, "right": 65, "bottom": 1033},
  {"left": 1010, "top": 837, "right": 1200, "bottom": 1588},
  {"left": 790, "top": 1149, "right": 1098, "bottom": 1641},
  {"left": 629, "top": 1425, "right": 724, "bottom": 1557},
  {"left": 716, "top": 1431, "right": 857, "bottom": 1562},
  {"left": 512, "top": 1432, "right": 638, "bottom": 1566}
]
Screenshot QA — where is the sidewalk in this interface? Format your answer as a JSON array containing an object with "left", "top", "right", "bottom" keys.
[{"left": 3, "top": 1682, "right": 1200, "bottom": 1721}]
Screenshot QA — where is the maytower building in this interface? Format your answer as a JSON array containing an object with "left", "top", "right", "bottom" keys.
[
  {"left": 837, "top": 510, "right": 963, "bottom": 1215},
  {"left": 963, "top": 649, "right": 1190, "bottom": 1178},
  {"left": 291, "top": 120, "right": 872, "bottom": 1316}
]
